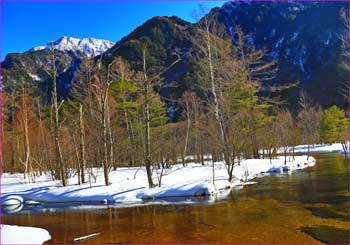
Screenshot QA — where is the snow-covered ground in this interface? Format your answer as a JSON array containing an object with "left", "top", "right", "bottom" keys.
[
  {"left": 1, "top": 225, "right": 51, "bottom": 244},
  {"left": 290, "top": 143, "right": 349, "bottom": 155},
  {"left": 1, "top": 155, "right": 315, "bottom": 209}
]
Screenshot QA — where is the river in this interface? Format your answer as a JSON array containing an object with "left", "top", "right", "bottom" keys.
[{"left": 2, "top": 153, "right": 349, "bottom": 244}]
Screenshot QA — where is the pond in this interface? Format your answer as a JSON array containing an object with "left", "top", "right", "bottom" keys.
[{"left": 2, "top": 153, "right": 349, "bottom": 244}]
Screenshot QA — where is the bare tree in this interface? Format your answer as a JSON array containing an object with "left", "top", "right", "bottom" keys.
[
  {"left": 139, "top": 47, "right": 184, "bottom": 188},
  {"left": 79, "top": 104, "right": 86, "bottom": 183},
  {"left": 13, "top": 83, "right": 32, "bottom": 180},
  {"left": 192, "top": 6, "right": 232, "bottom": 181},
  {"left": 142, "top": 48, "right": 155, "bottom": 188},
  {"left": 297, "top": 91, "right": 322, "bottom": 159},
  {"left": 276, "top": 110, "right": 295, "bottom": 165},
  {"left": 90, "top": 57, "right": 119, "bottom": 186},
  {"left": 192, "top": 6, "right": 276, "bottom": 182},
  {"left": 50, "top": 46, "right": 66, "bottom": 186},
  {"left": 179, "top": 91, "right": 202, "bottom": 166}
]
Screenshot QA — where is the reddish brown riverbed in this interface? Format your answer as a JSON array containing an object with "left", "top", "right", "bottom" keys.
[{"left": 3, "top": 154, "right": 349, "bottom": 244}]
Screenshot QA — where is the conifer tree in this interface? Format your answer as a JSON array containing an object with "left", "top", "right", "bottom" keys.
[{"left": 320, "top": 105, "right": 348, "bottom": 154}]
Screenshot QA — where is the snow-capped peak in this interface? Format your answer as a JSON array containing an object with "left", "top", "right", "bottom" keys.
[{"left": 29, "top": 36, "right": 115, "bottom": 58}]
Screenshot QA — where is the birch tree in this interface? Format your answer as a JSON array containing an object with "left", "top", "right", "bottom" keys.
[
  {"left": 50, "top": 46, "right": 66, "bottom": 186},
  {"left": 90, "top": 57, "right": 119, "bottom": 186},
  {"left": 138, "top": 47, "right": 183, "bottom": 188},
  {"left": 192, "top": 7, "right": 276, "bottom": 181}
]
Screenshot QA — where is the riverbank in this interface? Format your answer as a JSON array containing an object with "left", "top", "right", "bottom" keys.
[
  {"left": 1, "top": 155, "right": 315, "bottom": 207},
  {"left": 286, "top": 142, "right": 349, "bottom": 155}
]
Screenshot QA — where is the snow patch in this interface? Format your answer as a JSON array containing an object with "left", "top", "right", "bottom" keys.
[
  {"left": 1, "top": 156, "right": 316, "bottom": 209},
  {"left": 285, "top": 142, "right": 349, "bottom": 154},
  {"left": 2, "top": 195, "right": 23, "bottom": 206},
  {"left": 324, "top": 32, "right": 332, "bottom": 46},
  {"left": 31, "top": 46, "right": 46, "bottom": 51},
  {"left": 291, "top": 32, "right": 299, "bottom": 41},
  {"left": 298, "top": 57, "right": 305, "bottom": 72},
  {"left": 1, "top": 225, "right": 51, "bottom": 244},
  {"left": 29, "top": 36, "right": 115, "bottom": 58},
  {"left": 29, "top": 73, "right": 41, "bottom": 81},
  {"left": 275, "top": 37, "right": 285, "bottom": 49}
]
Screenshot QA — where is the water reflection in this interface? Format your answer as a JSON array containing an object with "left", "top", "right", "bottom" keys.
[
  {"left": 2, "top": 190, "right": 232, "bottom": 216},
  {"left": 2, "top": 153, "right": 349, "bottom": 244},
  {"left": 300, "top": 225, "right": 349, "bottom": 244},
  {"left": 2, "top": 203, "right": 24, "bottom": 214}
]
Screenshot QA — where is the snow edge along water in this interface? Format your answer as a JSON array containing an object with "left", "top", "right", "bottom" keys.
[{"left": 1, "top": 155, "right": 316, "bottom": 208}]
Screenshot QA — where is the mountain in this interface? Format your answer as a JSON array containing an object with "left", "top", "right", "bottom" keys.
[
  {"left": 101, "top": 16, "right": 194, "bottom": 100},
  {"left": 101, "top": 1, "right": 348, "bottom": 112},
  {"left": 1, "top": 36, "right": 114, "bottom": 102},
  {"left": 1, "top": 1, "right": 348, "bottom": 120},
  {"left": 29, "top": 36, "right": 115, "bottom": 58},
  {"left": 209, "top": 1, "right": 348, "bottom": 107}
]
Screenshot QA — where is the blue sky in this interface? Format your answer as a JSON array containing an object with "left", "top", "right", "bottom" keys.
[{"left": 1, "top": 1, "right": 225, "bottom": 59}]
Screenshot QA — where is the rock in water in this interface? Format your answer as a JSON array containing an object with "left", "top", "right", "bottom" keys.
[{"left": 24, "top": 200, "right": 41, "bottom": 206}]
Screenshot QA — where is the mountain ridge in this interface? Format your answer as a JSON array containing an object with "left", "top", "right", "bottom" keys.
[
  {"left": 1, "top": 1, "right": 348, "bottom": 119},
  {"left": 29, "top": 36, "right": 115, "bottom": 58}
]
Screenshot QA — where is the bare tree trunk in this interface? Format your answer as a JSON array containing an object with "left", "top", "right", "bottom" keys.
[
  {"left": 212, "top": 158, "right": 216, "bottom": 188},
  {"left": 51, "top": 46, "right": 66, "bottom": 186},
  {"left": 37, "top": 98, "right": 50, "bottom": 175},
  {"left": 284, "top": 148, "right": 287, "bottom": 165},
  {"left": 183, "top": 99, "right": 191, "bottom": 167},
  {"left": 49, "top": 105, "right": 58, "bottom": 180},
  {"left": 10, "top": 93, "right": 16, "bottom": 174},
  {"left": 24, "top": 105, "right": 30, "bottom": 180},
  {"left": 106, "top": 104, "right": 114, "bottom": 170},
  {"left": 228, "top": 151, "right": 236, "bottom": 182},
  {"left": 11, "top": 129, "right": 16, "bottom": 174},
  {"left": 204, "top": 18, "right": 231, "bottom": 176},
  {"left": 11, "top": 126, "right": 15, "bottom": 174},
  {"left": 72, "top": 134, "right": 81, "bottom": 185},
  {"left": 194, "top": 105, "right": 199, "bottom": 164},
  {"left": 251, "top": 125, "right": 259, "bottom": 159},
  {"left": 143, "top": 49, "right": 154, "bottom": 188},
  {"left": 101, "top": 96, "right": 110, "bottom": 186},
  {"left": 16, "top": 134, "right": 21, "bottom": 172},
  {"left": 21, "top": 87, "right": 30, "bottom": 180},
  {"left": 123, "top": 97, "right": 135, "bottom": 166},
  {"left": 341, "top": 142, "right": 348, "bottom": 152},
  {"left": 79, "top": 104, "right": 86, "bottom": 183},
  {"left": 96, "top": 58, "right": 118, "bottom": 186}
]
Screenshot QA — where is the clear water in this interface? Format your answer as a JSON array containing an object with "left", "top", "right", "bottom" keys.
[{"left": 2, "top": 153, "right": 349, "bottom": 244}]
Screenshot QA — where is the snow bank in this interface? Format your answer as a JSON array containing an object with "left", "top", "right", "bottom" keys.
[
  {"left": 2, "top": 195, "right": 24, "bottom": 206},
  {"left": 1, "top": 156, "right": 315, "bottom": 208},
  {"left": 283, "top": 143, "right": 349, "bottom": 154},
  {"left": 1, "top": 225, "right": 51, "bottom": 244},
  {"left": 143, "top": 179, "right": 231, "bottom": 200}
]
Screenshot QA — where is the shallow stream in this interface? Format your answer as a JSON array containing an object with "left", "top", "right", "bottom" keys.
[{"left": 2, "top": 153, "right": 349, "bottom": 244}]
